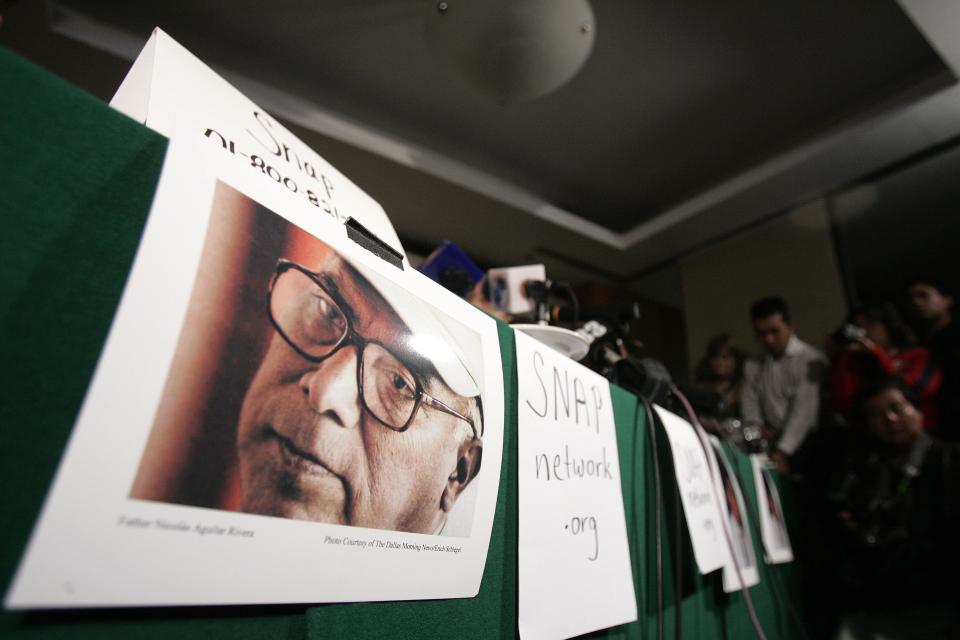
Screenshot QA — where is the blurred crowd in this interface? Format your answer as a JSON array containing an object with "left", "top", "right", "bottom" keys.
[
  {"left": 429, "top": 244, "right": 959, "bottom": 638},
  {"left": 689, "top": 279, "right": 959, "bottom": 640}
]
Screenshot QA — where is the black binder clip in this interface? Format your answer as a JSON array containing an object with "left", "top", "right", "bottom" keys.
[{"left": 344, "top": 217, "right": 405, "bottom": 270}]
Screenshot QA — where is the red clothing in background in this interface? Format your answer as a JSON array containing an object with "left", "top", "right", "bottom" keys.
[{"left": 830, "top": 345, "right": 941, "bottom": 430}]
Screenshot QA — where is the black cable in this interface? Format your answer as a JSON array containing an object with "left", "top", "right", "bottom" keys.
[
  {"left": 674, "top": 461, "right": 683, "bottom": 640},
  {"left": 767, "top": 563, "right": 809, "bottom": 640},
  {"left": 732, "top": 457, "right": 812, "bottom": 640},
  {"left": 645, "top": 405, "right": 683, "bottom": 640},
  {"left": 627, "top": 400, "right": 643, "bottom": 634},
  {"left": 642, "top": 398, "right": 665, "bottom": 640},
  {"left": 672, "top": 387, "right": 769, "bottom": 640},
  {"left": 720, "top": 598, "right": 731, "bottom": 640},
  {"left": 645, "top": 404, "right": 682, "bottom": 639}
]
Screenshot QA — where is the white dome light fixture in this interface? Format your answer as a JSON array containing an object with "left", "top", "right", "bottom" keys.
[{"left": 425, "top": 0, "right": 596, "bottom": 104}]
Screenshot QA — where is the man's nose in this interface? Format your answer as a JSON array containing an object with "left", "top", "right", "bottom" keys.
[{"left": 299, "top": 346, "right": 362, "bottom": 429}]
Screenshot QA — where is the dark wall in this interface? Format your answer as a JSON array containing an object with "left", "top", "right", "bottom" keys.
[{"left": 830, "top": 141, "right": 960, "bottom": 308}]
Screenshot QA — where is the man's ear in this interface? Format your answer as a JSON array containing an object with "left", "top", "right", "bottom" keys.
[{"left": 440, "top": 440, "right": 483, "bottom": 513}]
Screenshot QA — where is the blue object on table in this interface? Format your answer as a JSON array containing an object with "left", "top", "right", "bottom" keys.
[{"left": 418, "top": 240, "right": 485, "bottom": 296}]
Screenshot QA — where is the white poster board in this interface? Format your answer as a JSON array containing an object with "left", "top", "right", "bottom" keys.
[
  {"left": 5, "top": 138, "right": 504, "bottom": 608},
  {"left": 707, "top": 437, "right": 760, "bottom": 593},
  {"left": 750, "top": 455, "right": 794, "bottom": 564},
  {"left": 515, "top": 331, "right": 637, "bottom": 640},
  {"left": 654, "top": 406, "right": 731, "bottom": 575},
  {"left": 110, "top": 28, "right": 405, "bottom": 263}
]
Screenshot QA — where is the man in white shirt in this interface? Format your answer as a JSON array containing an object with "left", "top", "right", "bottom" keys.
[{"left": 741, "top": 296, "right": 827, "bottom": 473}]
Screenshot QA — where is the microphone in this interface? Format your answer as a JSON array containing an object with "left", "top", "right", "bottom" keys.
[
  {"left": 521, "top": 279, "right": 579, "bottom": 324},
  {"left": 521, "top": 279, "right": 551, "bottom": 302},
  {"left": 614, "top": 357, "right": 673, "bottom": 405}
]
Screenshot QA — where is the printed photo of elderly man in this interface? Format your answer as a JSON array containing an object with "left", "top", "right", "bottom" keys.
[{"left": 130, "top": 182, "right": 485, "bottom": 537}]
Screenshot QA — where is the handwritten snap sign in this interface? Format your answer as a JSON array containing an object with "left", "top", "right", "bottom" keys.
[
  {"left": 654, "top": 406, "right": 731, "bottom": 575},
  {"left": 110, "top": 28, "right": 404, "bottom": 261},
  {"left": 515, "top": 332, "right": 637, "bottom": 640}
]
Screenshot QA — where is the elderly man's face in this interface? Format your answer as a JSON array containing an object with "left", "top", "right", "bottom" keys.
[{"left": 236, "top": 253, "right": 480, "bottom": 533}]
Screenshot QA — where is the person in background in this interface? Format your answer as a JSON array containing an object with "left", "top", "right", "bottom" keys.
[
  {"left": 694, "top": 333, "right": 745, "bottom": 419},
  {"left": 827, "top": 379, "right": 960, "bottom": 640},
  {"left": 905, "top": 279, "right": 959, "bottom": 439},
  {"left": 829, "top": 303, "right": 940, "bottom": 431},
  {"left": 741, "top": 296, "right": 827, "bottom": 473},
  {"left": 907, "top": 278, "right": 955, "bottom": 342}
]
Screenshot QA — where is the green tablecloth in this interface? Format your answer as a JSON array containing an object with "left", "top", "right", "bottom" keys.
[{"left": 0, "top": 47, "right": 803, "bottom": 639}]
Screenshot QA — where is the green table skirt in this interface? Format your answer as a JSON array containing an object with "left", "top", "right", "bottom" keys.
[{"left": 0, "top": 47, "right": 802, "bottom": 639}]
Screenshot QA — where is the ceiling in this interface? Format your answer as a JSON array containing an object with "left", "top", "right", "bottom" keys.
[{"left": 6, "top": 1, "right": 960, "bottom": 305}]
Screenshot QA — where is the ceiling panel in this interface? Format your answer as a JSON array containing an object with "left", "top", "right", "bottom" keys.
[
  {"left": 56, "top": 0, "right": 950, "bottom": 232},
  {"left": 5, "top": 0, "right": 955, "bottom": 306}
]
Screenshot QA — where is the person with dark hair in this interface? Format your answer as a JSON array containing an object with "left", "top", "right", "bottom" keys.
[
  {"left": 826, "top": 378, "right": 960, "bottom": 638},
  {"left": 750, "top": 296, "right": 792, "bottom": 324},
  {"left": 694, "top": 333, "right": 745, "bottom": 419},
  {"left": 741, "top": 296, "right": 827, "bottom": 472},
  {"left": 905, "top": 279, "right": 959, "bottom": 439},
  {"left": 906, "top": 278, "right": 954, "bottom": 342},
  {"left": 829, "top": 303, "right": 941, "bottom": 430}
]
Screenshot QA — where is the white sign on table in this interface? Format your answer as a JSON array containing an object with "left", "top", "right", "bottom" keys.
[
  {"left": 750, "top": 455, "right": 794, "bottom": 564},
  {"left": 5, "top": 138, "right": 505, "bottom": 608},
  {"left": 707, "top": 436, "right": 760, "bottom": 593},
  {"left": 654, "top": 406, "right": 731, "bottom": 575},
  {"left": 515, "top": 331, "right": 637, "bottom": 640},
  {"left": 111, "top": 28, "right": 405, "bottom": 263}
]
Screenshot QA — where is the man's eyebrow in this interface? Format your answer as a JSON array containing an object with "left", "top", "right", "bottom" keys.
[
  {"left": 381, "top": 326, "right": 436, "bottom": 385},
  {"left": 317, "top": 272, "right": 360, "bottom": 327},
  {"left": 318, "top": 266, "right": 440, "bottom": 386},
  {"left": 402, "top": 350, "right": 436, "bottom": 385}
]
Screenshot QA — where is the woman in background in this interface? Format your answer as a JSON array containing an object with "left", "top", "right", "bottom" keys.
[{"left": 694, "top": 333, "right": 745, "bottom": 419}]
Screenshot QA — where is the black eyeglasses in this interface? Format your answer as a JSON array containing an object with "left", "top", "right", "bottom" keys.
[{"left": 267, "top": 259, "right": 479, "bottom": 438}]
